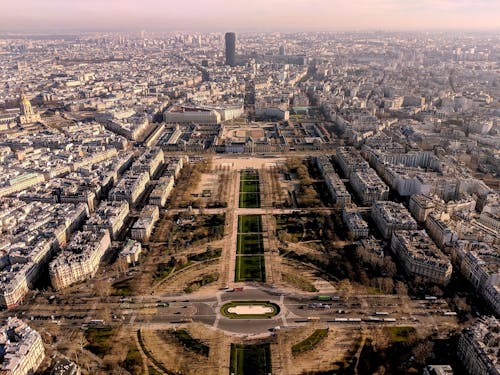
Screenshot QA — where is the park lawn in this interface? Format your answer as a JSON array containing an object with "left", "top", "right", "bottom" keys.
[
  {"left": 84, "top": 328, "right": 115, "bottom": 358},
  {"left": 153, "top": 263, "right": 174, "bottom": 282},
  {"left": 275, "top": 215, "right": 303, "bottom": 233},
  {"left": 366, "top": 287, "right": 385, "bottom": 295},
  {"left": 122, "top": 344, "right": 144, "bottom": 374},
  {"left": 385, "top": 326, "right": 416, "bottom": 343},
  {"left": 184, "top": 273, "right": 219, "bottom": 293},
  {"left": 292, "top": 329, "right": 329, "bottom": 355},
  {"left": 111, "top": 278, "right": 134, "bottom": 296},
  {"left": 230, "top": 343, "right": 272, "bottom": 375},
  {"left": 240, "top": 170, "right": 259, "bottom": 181},
  {"left": 239, "top": 193, "right": 260, "bottom": 208},
  {"left": 240, "top": 179, "right": 260, "bottom": 193},
  {"left": 238, "top": 215, "right": 263, "bottom": 233},
  {"left": 148, "top": 367, "right": 162, "bottom": 375},
  {"left": 275, "top": 214, "right": 326, "bottom": 242},
  {"left": 235, "top": 255, "right": 265, "bottom": 282},
  {"left": 237, "top": 234, "right": 264, "bottom": 255},
  {"left": 171, "top": 214, "right": 225, "bottom": 244},
  {"left": 171, "top": 329, "right": 209, "bottom": 357},
  {"left": 188, "top": 248, "right": 222, "bottom": 262},
  {"left": 282, "top": 272, "right": 318, "bottom": 292}
]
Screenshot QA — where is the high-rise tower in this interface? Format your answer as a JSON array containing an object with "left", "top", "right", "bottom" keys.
[{"left": 225, "top": 32, "right": 236, "bottom": 67}]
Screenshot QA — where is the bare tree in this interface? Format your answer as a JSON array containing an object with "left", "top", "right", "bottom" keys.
[
  {"left": 382, "top": 278, "right": 394, "bottom": 294},
  {"left": 453, "top": 296, "right": 471, "bottom": 313},
  {"left": 373, "top": 328, "right": 391, "bottom": 350},
  {"left": 430, "top": 285, "right": 444, "bottom": 297},
  {"left": 175, "top": 255, "right": 188, "bottom": 267},
  {"left": 337, "top": 279, "right": 353, "bottom": 295},
  {"left": 382, "top": 259, "right": 397, "bottom": 277},
  {"left": 395, "top": 281, "right": 408, "bottom": 296},
  {"left": 413, "top": 340, "right": 434, "bottom": 365}
]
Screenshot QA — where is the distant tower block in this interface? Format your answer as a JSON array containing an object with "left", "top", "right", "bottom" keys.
[
  {"left": 225, "top": 32, "right": 236, "bottom": 67},
  {"left": 279, "top": 45, "right": 286, "bottom": 56},
  {"left": 18, "top": 93, "right": 41, "bottom": 125}
]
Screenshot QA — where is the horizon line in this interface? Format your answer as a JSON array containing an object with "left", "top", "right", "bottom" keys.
[{"left": 1, "top": 27, "right": 500, "bottom": 35}]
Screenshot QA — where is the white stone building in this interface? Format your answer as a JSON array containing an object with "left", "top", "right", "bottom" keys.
[
  {"left": 391, "top": 230, "right": 452, "bottom": 285},
  {"left": 0, "top": 317, "right": 45, "bottom": 375},
  {"left": 458, "top": 317, "right": 500, "bottom": 375},
  {"left": 371, "top": 201, "right": 417, "bottom": 239},
  {"left": 49, "top": 230, "right": 111, "bottom": 290}
]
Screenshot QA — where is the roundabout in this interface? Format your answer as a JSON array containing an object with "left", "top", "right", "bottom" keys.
[{"left": 220, "top": 301, "right": 280, "bottom": 319}]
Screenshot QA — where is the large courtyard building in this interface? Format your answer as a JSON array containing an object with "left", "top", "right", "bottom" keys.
[
  {"left": 409, "top": 194, "right": 437, "bottom": 222},
  {"left": 425, "top": 212, "right": 460, "bottom": 248},
  {"left": 131, "top": 147, "right": 164, "bottom": 178},
  {"left": 163, "top": 106, "right": 221, "bottom": 124},
  {"left": 109, "top": 170, "right": 150, "bottom": 205},
  {"left": 334, "top": 147, "right": 369, "bottom": 178}
]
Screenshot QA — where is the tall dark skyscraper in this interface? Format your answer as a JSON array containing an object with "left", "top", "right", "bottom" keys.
[{"left": 225, "top": 32, "right": 236, "bottom": 67}]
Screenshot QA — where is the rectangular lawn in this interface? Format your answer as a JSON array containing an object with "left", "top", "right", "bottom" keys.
[
  {"left": 234, "top": 255, "right": 265, "bottom": 282},
  {"left": 237, "top": 234, "right": 264, "bottom": 255},
  {"left": 238, "top": 215, "right": 262, "bottom": 233},
  {"left": 230, "top": 343, "right": 271, "bottom": 375},
  {"left": 240, "top": 170, "right": 259, "bottom": 181},
  {"left": 239, "top": 193, "right": 260, "bottom": 208},
  {"left": 240, "top": 180, "right": 260, "bottom": 193}
]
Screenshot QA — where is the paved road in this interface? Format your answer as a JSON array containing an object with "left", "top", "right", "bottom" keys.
[
  {"left": 17, "top": 287, "right": 458, "bottom": 337},
  {"left": 168, "top": 207, "right": 343, "bottom": 216}
]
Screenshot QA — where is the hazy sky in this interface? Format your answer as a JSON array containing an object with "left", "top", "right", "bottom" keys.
[{"left": 1, "top": 0, "right": 499, "bottom": 32}]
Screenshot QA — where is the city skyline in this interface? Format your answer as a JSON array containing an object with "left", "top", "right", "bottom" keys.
[
  {"left": 0, "top": 0, "right": 499, "bottom": 372},
  {"left": 1, "top": 0, "right": 500, "bottom": 32}
]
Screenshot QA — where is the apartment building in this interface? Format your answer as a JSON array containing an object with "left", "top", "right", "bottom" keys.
[
  {"left": 457, "top": 317, "right": 500, "bottom": 375},
  {"left": 316, "top": 156, "right": 351, "bottom": 207},
  {"left": 0, "top": 317, "right": 45, "bottom": 375},
  {"left": 130, "top": 205, "right": 159, "bottom": 242},
  {"left": 342, "top": 209, "right": 369, "bottom": 239},
  {"left": 452, "top": 241, "right": 500, "bottom": 316},
  {"left": 149, "top": 176, "right": 175, "bottom": 207},
  {"left": 83, "top": 200, "right": 129, "bottom": 239},
  {"left": 108, "top": 171, "right": 149, "bottom": 205},
  {"left": 391, "top": 230, "right": 452, "bottom": 285},
  {"left": 49, "top": 230, "right": 111, "bottom": 290},
  {"left": 350, "top": 169, "right": 389, "bottom": 206},
  {"left": 372, "top": 201, "right": 417, "bottom": 239}
]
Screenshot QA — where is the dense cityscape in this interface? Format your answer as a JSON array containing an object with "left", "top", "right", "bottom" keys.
[{"left": 0, "top": 26, "right": 498, "bottom": 375}]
